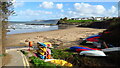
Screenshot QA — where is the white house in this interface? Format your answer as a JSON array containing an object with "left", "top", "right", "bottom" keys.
[
  {"left": 81, "top": 18, "right": 88, "bottom": 20},
  {"left": 94, "top": 17, "right": 103, "bottom": 21}
]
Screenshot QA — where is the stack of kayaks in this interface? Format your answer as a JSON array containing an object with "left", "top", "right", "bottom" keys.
[{"left": 70, "top": 46, "right": 106, "bottom": 56}]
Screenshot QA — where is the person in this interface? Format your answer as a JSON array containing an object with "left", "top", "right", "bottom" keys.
[{"left": 28, "top": 41, "right": 33, "bottom": 51}]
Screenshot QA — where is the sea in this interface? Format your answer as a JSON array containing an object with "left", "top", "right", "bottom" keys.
[{"left": 7, "top": 20, "right": 59, "bottom": 34}]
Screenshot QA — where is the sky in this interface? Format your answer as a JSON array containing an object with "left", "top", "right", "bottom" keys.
[{"left": 9, "top": 0, "right": 119, "bottom": 21}]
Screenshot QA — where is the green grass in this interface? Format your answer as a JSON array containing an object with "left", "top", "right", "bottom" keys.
[
  {"left": 58, "top": 19, "right": 100, "bottom": 25},
  {"left": 51, "top": 49, "right": 74, "bottom": 60},
  {"left": 29, "top": 56, "right": 61, "bottom": 68},
  {"left": 0, "top": 54, "right": 6, "bottom": 57},
  {"left": 66, "top": 20, "right": 98, "bottom": 23}
]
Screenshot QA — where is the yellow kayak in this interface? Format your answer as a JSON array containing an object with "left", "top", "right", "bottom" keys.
[{"left": 45, "top": 59, "right": 73, "bottom": 67}]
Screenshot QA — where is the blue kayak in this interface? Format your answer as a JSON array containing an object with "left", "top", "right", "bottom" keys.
[
  {"left": 86, "top": 35, "right": 101, "bottom": 39},
  {"left": 70, "top": 46, "right": 93, "bottom": 51},
  {"left": 70, "top": 46, "right": 100, "bottom": 52},
  {"left": 37, "top": 42, "right": 47, "bottom": 47}
]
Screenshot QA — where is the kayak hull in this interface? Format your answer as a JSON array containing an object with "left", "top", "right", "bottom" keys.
[{"left": 80, "top": 50, "right": 106, "bottom": 56}]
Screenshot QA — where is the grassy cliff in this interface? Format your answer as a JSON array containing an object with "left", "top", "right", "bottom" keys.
[{"left": 57, "top": 17, "right": 119, "bottom": 29}]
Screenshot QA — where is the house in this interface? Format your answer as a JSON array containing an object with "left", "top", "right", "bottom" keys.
[
  {"left": 71, "top": 18, "right": 82, "bottom": 20},
  {"left": 87, "top": 17, "right": 94, "bottom": 20},
  {"left": 94, "top": 17, "right": 103, "bottom": 21},
  {"left": 81, "top": 18, "right": 88, "bottom": 20}
]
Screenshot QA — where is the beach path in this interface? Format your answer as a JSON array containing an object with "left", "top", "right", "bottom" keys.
[{"left": 3, "top": 50, "right": 29, "bottom": 68}]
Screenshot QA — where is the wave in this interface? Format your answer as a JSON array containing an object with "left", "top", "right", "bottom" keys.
[
  {"left": 7, "top": 23, "right": 58, "bottom": 34},
  {"left": 8, "top": 23, "right": 57, "bottom": 29}
]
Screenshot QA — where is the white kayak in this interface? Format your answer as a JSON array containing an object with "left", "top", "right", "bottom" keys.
[
  {"left": 80, "top": 50, "right": 106, "bottom": 56},
  {"left": 44, "top": 59, "right": 56, "bottom": 62},
  {"left": 102, "top": 47, "right": 120, "bottom": 52}
]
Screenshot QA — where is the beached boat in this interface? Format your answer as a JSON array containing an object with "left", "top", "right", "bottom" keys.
[
  {"left": 70, "top": 46, "right": 100, "bottom": 52},
  {"left": 102, "top": 47, "right": 120, "bottom": 52},
  {"left": 80, "top": 50, "right": 106, "bottom": 56}
]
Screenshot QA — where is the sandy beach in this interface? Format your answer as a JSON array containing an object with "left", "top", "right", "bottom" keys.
[{"left": 5, "top": 27, "right": 105, "bottom": 49}]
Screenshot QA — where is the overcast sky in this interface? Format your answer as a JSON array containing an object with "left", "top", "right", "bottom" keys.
[{"left": 9, "top": 0, "right": 118, "bottom": 21}]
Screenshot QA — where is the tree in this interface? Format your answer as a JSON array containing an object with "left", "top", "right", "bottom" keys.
[
  {"left": 63, "top": 17, "right": 67, "bottom": 21},
  {"left": 0, "top": 0, "right": 14, "bottom": 67},
  {"left": 60, "top": 18, "right": 63, "bottom": 20}
]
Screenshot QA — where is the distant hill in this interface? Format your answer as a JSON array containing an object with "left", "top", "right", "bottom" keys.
[
  {"left": 9, "top": 21, "right": 27, "bottom": 23},
  {"left": 9, "top": 19, "right": 59, "bottom": 24}
]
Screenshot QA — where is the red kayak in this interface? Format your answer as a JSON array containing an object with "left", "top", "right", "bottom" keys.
[
  {"left": 76, "top": 48, "right": 101, "bottom": 52},
  {"left": 70, "top": 46, "right": 101, "bottom": 52}
]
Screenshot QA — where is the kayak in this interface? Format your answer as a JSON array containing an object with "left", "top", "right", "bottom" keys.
[
  {"left": 70, "top": 46, "right": 101, "bottom": 52},
  {"left": 44, "top": 42, "right": 53, "bottom": 48},
  {"left": 45, "top": 59, "right": 73, "bottom": 67},
  {"left": 86, "top": 35, "right": 101, "bottom": 39},
  {"left": 85, "top": 35, "right": 101, "bottom": 42},
  {"left": 37, "top": 42, "right": 47, "bottom": 47},
  {"left": 80, "top": 50, "right": 106, "bottom": 56},
  {"left": 102, "top": 47, "right": 120, "bottom": 52}
]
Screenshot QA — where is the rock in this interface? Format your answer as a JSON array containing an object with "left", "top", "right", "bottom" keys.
[
  {"left": 34, "top": 38, "right": 38, "bottom": 39},
  {"left": 25, "top": 39, "right": 29, "bottom": 42}
]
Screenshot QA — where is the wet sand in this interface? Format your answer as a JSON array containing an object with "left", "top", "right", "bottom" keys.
[{"left": 5, "top": 27, "right": 105, "bottom": 48}]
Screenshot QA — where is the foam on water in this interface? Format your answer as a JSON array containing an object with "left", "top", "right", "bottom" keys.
[{"left": 7, "top": 23, "right": 58, "bottom": 34}]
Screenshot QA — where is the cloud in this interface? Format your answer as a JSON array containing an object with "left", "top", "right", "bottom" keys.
[
  {"left": 108, "top": 6, "right": 117, "bottom": 14},
  {"left": 10, "top": 2, "right": 118, "bottom": 21},
  {"left": 74, "top": 3, "right": 106, "bottom": 15},
  {"left": 10, "top": 9, "right": 53, "bottom": 21},
  {"left": 18, "top": 9, "right": 52, "bottom": 16},
  {"left": 56, "top": 4, "right": 63, "bottom": 9},
  {"left": 39, "top": 1, "right": 54, "bottom": 9},
  {"left": 9, "top": 0, "right": 119, "bottom": 2},
  {"left": 67, "top": 3, "right": 118, "bottom": 18}
]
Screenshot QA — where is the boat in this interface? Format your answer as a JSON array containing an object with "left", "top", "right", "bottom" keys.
[
  {"left": 80, "top": 50, "right": 106, "bottom": 56},
  {"left": 102, "top": 47, "right": 120, "bottom": 52},
  {"left": 45, "top": 59, "right": 73, "bottom": 67},
  {"left": 85, "top": 35, "right": 101, "bottom": 42},
  {"left": 70, "top": 46, "right": 101, "bottom": 52}
]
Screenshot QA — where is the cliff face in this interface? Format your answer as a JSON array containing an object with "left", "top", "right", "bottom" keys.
[
  {"left": 89, "top": 22, "right": 110, "bottom": 29},
  {"left": 89, "top": 18, "right": 119, "bottom": 29},
  {"left": 100, "top": 17, "right": 120, "bottom": 46}
]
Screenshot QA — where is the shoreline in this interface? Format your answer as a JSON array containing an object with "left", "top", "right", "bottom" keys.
[
  {"left": 7, "top": 24, "right": 77, "bottom": 35},
  {"left": 5, "top": 27, "right": 105, "bottom": 48},
  {"left": 7, "top": 25, "right": 75, "bottom": 35}
]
